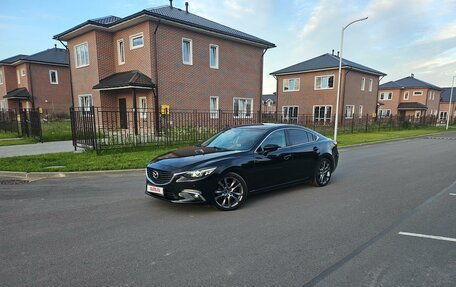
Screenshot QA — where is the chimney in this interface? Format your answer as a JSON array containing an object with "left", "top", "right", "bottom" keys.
[
  {"left": 332, "top": 49, "right": 334, "bottom": 55},
  {"left": 411, "top": 73, "right": 414, "bottom": 78},
  {"left": 169, "top": 0, "right": 173, "bottom": 8},
  {"left": 337, "top": 51, "right": 340, "bottom": 57},
  {"left": 185, "top": 2, "right": 189, "bottom": 13},
  {"left": 54, "top": 44, "right": 57, "bottom": 49}
]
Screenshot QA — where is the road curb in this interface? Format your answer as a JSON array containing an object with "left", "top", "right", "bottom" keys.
[{"left": 0, "top": 169, "right": 144, "bottom": 181}]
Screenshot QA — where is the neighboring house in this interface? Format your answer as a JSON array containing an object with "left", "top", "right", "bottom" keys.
[
  {"left": 378, "top": 74, "right": 441, "bottom": 119},
  {"left": 53, "top": 1, "right": 275, "bottom": 122},
  {"left": 262, "top": 93, "right": 277, "bottom": 114},
  {"left": 439, "top": 87, "right": 456, "bottom": 123},
  {"left": 270, "top": 52, "right": 386, "bottom": 123},
  {"left": 0, "top": 47, "right": 70, "bottom": 114}
]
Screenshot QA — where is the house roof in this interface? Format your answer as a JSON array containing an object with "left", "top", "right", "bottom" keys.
[
  {"left": 380, "top": 76, "right": 441, "bottom": 90},
  {"left": 397, "top": 102, "right": 428, "bottom": 110},
  {"left": 93, "top": 70, "right": 155, "bottom": 90},
  {"left": 54, "top": 5, "right": 275, "bottom": 48},
  {"left": 3, "top": 88, "right": 31, "bottom": 100},
  {"left": 262, "top": 94, "right": 277, "bottom": 104},
  {"left": 440, "top": 87, "right": 456, "bottom": 103},
  {"left": 0, "top": 48, "right": 68, "bottom": 66},
  {"left": 270, "top": 53, "right": 386, "bottom": 76}
]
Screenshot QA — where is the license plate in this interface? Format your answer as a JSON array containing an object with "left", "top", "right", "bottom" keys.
[{"left": 147, "top": 185, "right": 164, "bottom": 196}]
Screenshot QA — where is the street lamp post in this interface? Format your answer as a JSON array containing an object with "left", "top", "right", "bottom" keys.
[
  {"left": 446, "top": 76, "right": 455, "bottom": 130},
  {"left": 333, "top": 17, "right": 368, "bottom": 141}
]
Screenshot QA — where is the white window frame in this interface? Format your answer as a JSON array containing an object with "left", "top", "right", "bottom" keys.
[
  {"left": 49, "top": 70, "right": 59, "bottom": 84},
  {"left": 379, "top": 91, "right": 393, "bottom": 101},
  {"left": 117, "top": 39, "right": 125, "bottom": 65},
  {"left": 313, "top": 105, "right": 333, "bottom": 122},
  {"left": 233, "top": 97, "right": 253, "bottom": 118},
  {"left": 210, "top": 96, "right": 219, "bottom": 119},
  {"left": 74, "top": 42, "right": 89, "bottom": 68},
  {"left": 314, "top": 75, "right": 335, "bottom": 90},
  {"left": 0, "top": 99, "right": 6, "bottom": 111},
  {"left": 21, "top": 69, "right": 26, "bottom": 76},
  {"left": 17, "top": 70, "right": 21, "bottom": 84},
  {"left": 209, "top": 44, "right": 219, "bottom": 69},
  {"left": 358, "top": 105, "right": 363, "bottom": 119},
  {"left": 403, "top": 91, "right": 409, "bottom": 100},
  {"left": 182, "top": 38, "right": 193, "bottom": 65},
  {"left": 283, "top": 78, "right": 300, "bottom": 92},
  {"left": 413, "top": 90, "right": 423, "bottom": 96},
  {"left": 415, "top": 111, "right": 421, "bottom": 118},
  {"left": 129, "top": 32, "right": 144, "bottom": 50},
  {"left": 78, "top": 94, "right": 93, "bottom": 112},
  {"left": 378, "top": 109, "right": 391, "bottom": 117},
  {"left": 369, "top": 79, "right": 373, "bottom": 92},
  {"left": 361, "top": 77, "right": 365, "bottom": 91},
  {"left": 139, "top": 96, "right": 147, "bottom": 119},
  {"left": 0, "top": 70, "right": 3, "bottom": 85},
  {"left": 282, "top": 106, "right": 299, "bottom": 123},
  {"left": 439, "top": 111, "right": 448, "bottom": 121},
  {"left": 344, "top": 105, "right": 355, "bottom": 119}
]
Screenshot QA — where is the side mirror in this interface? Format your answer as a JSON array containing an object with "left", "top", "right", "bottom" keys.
[{"left": 261, "top": 144, "right": 279, "bottom": 154}]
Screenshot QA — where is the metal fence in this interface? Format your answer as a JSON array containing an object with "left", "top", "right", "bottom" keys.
[
  {"left": 69, "top": 107, "right": 455, "bottom": 152},
  {"left": 0, "top": 109, "right": 42, "bottom": 141}
]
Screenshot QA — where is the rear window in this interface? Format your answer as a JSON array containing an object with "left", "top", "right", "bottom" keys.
[{"left": 287, "top": 129, "right": 315, "bottom": 145}]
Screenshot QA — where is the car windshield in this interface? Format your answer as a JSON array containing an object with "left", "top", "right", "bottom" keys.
[{"left": 201, "top": 128, "right": 265, "bottom": 151}]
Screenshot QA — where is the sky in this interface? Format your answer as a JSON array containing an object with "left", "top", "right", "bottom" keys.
[{"left": 1, "top": 0, "right": 455, "bottom": 93}]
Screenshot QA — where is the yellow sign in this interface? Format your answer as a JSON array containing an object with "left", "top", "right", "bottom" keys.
[
  {"left": 372, "top": 112, "right": 376, "bottom": 118},
  {"left": 38, "top": 107, "right": 43, "bottom": 114},
  {"left": 161, "top": 104, "right": 170, "bottom": 115}
]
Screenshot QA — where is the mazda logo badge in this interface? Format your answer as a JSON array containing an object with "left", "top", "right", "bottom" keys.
[{"left": 152, "top": 170, "right": 159, "bottom": 179}]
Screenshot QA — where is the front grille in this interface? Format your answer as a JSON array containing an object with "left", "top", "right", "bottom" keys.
[{"left": 147, "top": 168, "right": 173, "bottom": 184}]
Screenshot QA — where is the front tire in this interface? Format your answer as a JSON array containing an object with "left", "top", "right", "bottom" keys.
[
  {"left": 312, "top": 157, "right": 332, "bottom": 187},
  {"left": 212, "top": 172, "right": 247, "bottom": 211}
]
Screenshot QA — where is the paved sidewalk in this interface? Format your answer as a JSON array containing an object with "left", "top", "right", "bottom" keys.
[{"left": 0, "top": 141, "right": 75, "bottom": 158}]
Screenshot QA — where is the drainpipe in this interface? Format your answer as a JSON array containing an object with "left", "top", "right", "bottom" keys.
[
  {"left": 259, "top": 48, "right": 268, "bottom": 122},
  {"left": 153, "top": 20, "right": 161, "bottom": 135},
  {"left": 58, "top": 40, "right": 75, "bottom": 109},
  {"left": 28, "top": 62, "right": 35, "bottom": 109}
]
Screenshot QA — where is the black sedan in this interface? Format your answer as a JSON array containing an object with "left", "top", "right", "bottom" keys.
[{"left": 145, "top": 124, "right": 339, "bottom": 211}]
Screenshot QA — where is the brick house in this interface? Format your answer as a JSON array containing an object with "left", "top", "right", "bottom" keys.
[
  {"left": 439, "top": 87, "right": 456, "bottom": 123},
  {"left": 0, "top": 47, "right": 70, "bottom": 114},
  {"left": 261, "top": 93, "right": 277, "bottom": 114},
  {"left": 270, "top": 52, "right": 386, "bottom": 123},
  {"left": 378, "top": 75, "right": 441, "bottom": 119},
  {"left": 53, "top": 1, "right": 275, "bottom": 127}
]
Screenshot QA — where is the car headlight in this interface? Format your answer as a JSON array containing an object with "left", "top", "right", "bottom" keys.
[{"left": 176, "top": 167, "right": 217, "bottom": 182}]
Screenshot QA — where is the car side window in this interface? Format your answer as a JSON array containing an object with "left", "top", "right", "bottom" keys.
[
  {"left": 287, "top": 129, "right": 314, "bottom": 145},
  {"left": 261, "top": 130, "right": 286, "bottom": 149}
]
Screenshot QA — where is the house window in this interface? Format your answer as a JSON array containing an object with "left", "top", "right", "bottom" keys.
[
  {"left": 313, "top": 105, "right": 332, "bottom": 122},
  {"left": 74, "top": 42, "right": 89, "bottom": 68},
  {"left": 78, "top": 94, "right": 93, "bottom": 112},
  {"left": 130, "top": 33, "right": 144, "bottom": 49},
  {"left": 233, "top": 98, "right": 253, "bottom": 118},
  {"left": 415, "top": 111, "right": 421, "bottom": 118},
  {"left": 0, "top": 100, "right": 6, "bottom": 111},
  {"left": 139, "top": 97, "right": 147, "bottom": 119},
  {"left": 182, "top": 38, "right": 193, "bottom": 65},
  {"left": 315, "top": 75, "right": 334, "bottom": 90},
  {"left": 413, "top": 91, "right": 423, "bottom": 96},
  {"left": 378, "top": 109, "right": 391, "bottom": 117},
  {"left": 210, "top": 96, "right": 219, "bottom": 119},
  {"left": 358, "top": 105, "right": 363, "bottom": 118},
  {"left": 283, "top": 78, "right": 300, "bottom": 92},
  {"left": 117, "top": 39, "right": 125, "bottom": 65},
  {"left": 49, "top": 70, "right": 58, "bottom": 84},
  {"left": 361, "top": 77, "right": 365, "bottom": 91},
  {"left": 209, "top": 44, "right": 219, "bottom": 69},
  {"left": 0, "top": 70, "right": 3, "bottom": 85},
  {"left": 403, "top": 91, "right": 409, "bottom": 100},
  {"left": 344, "top": 105, "right": 355, "bottom": 119},
  {"left": 21, "top": 69, "right": 26, "bottom": 76},
  {"left": 282, "top": 106, "right": 299, "bottom": 123},
  {"left": 369, "top": 79, "right": 373, "bottom": 92},
  {"left": 379, "top": 92, "right": 393, "bottom": 100},
  {"left": 440, "top": 111, "right": 448, "bottom": 121},
  {"left": 429, "top": 91, "right": 435, "bottom": 100}
]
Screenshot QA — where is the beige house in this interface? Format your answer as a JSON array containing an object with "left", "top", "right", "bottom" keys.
[
  {"left": 378, "top": 75, "right": 441, "bottom": 119},
  {"left": 270, "top": 52, "right": 386, "bottom": 123}
]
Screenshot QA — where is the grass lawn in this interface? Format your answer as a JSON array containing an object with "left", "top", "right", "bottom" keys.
[
  {"left": 0, "top": 127, "right": 451, "bottom": 172},
  {"left": 0, "top": 120, "right": 72, "bottom": 146}
]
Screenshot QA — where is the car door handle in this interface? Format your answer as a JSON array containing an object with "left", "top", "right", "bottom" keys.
[
  {"left": 313, "top": 146, "right": 320, "bottom": 152},
  {"left": 283, "top": 154, "right": 292, "bottom": 161}
]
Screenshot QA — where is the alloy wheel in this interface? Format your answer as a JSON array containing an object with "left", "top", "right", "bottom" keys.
[{"left": 214, "top": 175, "right": 245, "bottom": 210}]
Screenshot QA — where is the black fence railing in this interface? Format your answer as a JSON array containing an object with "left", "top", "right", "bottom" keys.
[
  {"left": 69, "top": 107, "right": 456, "bottom": 152},
  {"left": 0, "top": 109, "right": 42, "bottom": 141}
]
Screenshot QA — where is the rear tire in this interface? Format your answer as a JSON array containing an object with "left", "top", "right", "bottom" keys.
[
  {"left": 212, "top": 172, "right": 247, "bottom": 211},
  {"left": 312, "top": 157, "right": 332, "bottom": 187}
]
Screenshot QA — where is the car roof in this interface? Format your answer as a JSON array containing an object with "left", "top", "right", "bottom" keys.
[{"left": 232, "top": 123, "right": 316, "bottom": 132}]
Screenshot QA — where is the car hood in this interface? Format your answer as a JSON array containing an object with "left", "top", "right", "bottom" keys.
[{"left": 148, "top": 146, "right": 244, "bottom": 170}]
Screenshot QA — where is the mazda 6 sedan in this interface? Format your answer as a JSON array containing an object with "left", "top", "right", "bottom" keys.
[{"left": 145, "top": 124, "right": 339, "bottom": 211}]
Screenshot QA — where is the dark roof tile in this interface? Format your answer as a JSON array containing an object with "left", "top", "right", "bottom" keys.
[
  {"left": 0, "top": 48, "right": 68, "bottom": 66},
  {"left": 93, "top": 70, "right": 155, "bottom": 90},
  {"left": 380, "top": 76, "right": 441, "bottom": 90},
  {"left": 397, "top": 102, "right": 428, "bottom": 110},
  {"left": 0, "top": 54, "right": 28, "bottom": 65},
  {"left": 3, "top": 88, "right": 31, "bottom": 100},
  {"left": 440, "top": 87, "right": 456, "bottom": 103}
]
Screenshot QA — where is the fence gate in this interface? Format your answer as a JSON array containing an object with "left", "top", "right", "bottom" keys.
[
  {"left": 19, "top": 109, "right": 43, "bottom": 142},
  {"left": 70, "top": 107, "right": 97, "bottom": 150}
]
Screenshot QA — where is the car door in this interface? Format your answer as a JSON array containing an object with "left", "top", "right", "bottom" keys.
[
  {"left": 251, "top": 129, "right": 295, "bottom": 190},
  {"left": 285, "top": 128, "right": 320, "bottom": 180}
]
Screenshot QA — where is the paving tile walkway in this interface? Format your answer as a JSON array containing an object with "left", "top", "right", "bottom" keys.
[{"left": 0, "top": 141, "right": 75, "bottom": 158}]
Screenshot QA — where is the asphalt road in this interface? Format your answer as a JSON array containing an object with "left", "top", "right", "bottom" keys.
[{"left": 1, "top": 133, "right": 456, "bottom": 287}]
